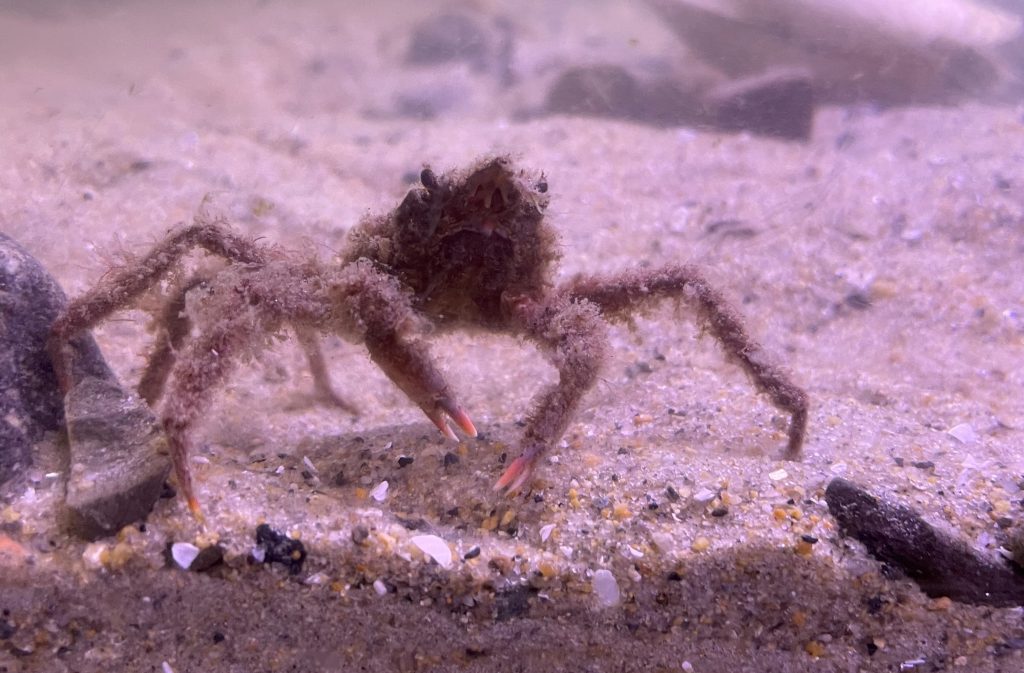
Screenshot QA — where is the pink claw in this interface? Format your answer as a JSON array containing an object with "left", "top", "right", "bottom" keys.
[{"left": 494, "top": 455, "right": 534, "bottom": 494}]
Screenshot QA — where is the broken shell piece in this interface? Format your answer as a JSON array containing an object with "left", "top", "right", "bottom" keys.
[
  {"left": 592, "top": 569, "right": 621, "bottom": 607},
  {"left": 409, "top": 534, "right": 453, "bottom": 568},
  {"left": 369, "top": 480, "right": 389, "bottom": 502}
]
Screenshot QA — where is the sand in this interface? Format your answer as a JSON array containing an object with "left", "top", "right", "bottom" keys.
[{"left": 1, "top": 2, "right": 1023, "bottom": 672}]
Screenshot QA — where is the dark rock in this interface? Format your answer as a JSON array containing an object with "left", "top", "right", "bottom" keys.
[
  {"left": 189, "top": 544, "right": 225, "bottom": 572},
  {"left": 545, "top": 64, "right": 644, "bottom": 120},
  {"left": 254, "top": 523, "right": 307, "bottom": 575},
  {"left": 0, "top": 233, "right": 113, "bottom": 487},
  {"left": 705, "top": 69, "right": 815, "bottom": 140},
  {"left": 825, "top": 477, "right": 1024, "bottom": 607},
  {"left": 63, "top": 377, "right": 171, "bottom": 539},
  {"left": 405, "top": 12, "right": 490, "bottom": 71}
]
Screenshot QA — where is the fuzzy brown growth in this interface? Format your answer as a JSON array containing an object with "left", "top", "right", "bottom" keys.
[{"left": 49, "top": 156, "right": 808, "bottom": 515}]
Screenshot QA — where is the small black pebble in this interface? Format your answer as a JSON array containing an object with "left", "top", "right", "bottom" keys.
[
  {"left": 665, "top": 485, "right": 680, "bottom": 502},
  {"left": 160, "top": 482, "right": 177, "bottom": 499},
  {"left": 497, "top": 452, "right": 506, "bottom": 464},
  {"left": 801, "top": 534, "right": 819, "bottom": 544},
  {"left": 463, "top": 546, "right": 481, "bottom": 560},
  {"left": 893, "top": 456, "right": 904, "bottom": 467},
  {"left": 254, "top": 524, "right": 307, "bottom": 575},
  {"left": 592, "top": 496, "right": 611, "bottom": 510},
  {"left": 351, "top": 525, "right": 370, "bottom": 545},
  {"left": 190, "top": 544, "right": 225, "bottom": 572},
  {"left": 786, "top": 498, "right": 796, "bottom": 505},
  {"left": 912, "top": 460, "right": 935, "bottom": 470},
  {"left": 397, "top": 456, "right": 415, "bottom": 468},
  {"left": 532, "top": 494, "right": 544, "bottom": 503},
  {"left": 711, "top": 506, "right": 729, "bottom": 517},
  {"left": 617, "top": 447, "right": 629, "bottom": 455},
  {"left": 667, "top": 571, "right": 683, "bottom": 582},
  {"left": 443, "top": 452, "right": 460, "bottom": 467},
  {"left": 996, "top": 516, "right": 1014, "bottom": 529},
  {"left": 333, "top": 470, "right": 347, "bottom": 486},
  {"left": 212, "top": 632, "right": 225, "bottom": 644},
  {"left": 866, "top": 641, "right": 878, "bottom": 656}
]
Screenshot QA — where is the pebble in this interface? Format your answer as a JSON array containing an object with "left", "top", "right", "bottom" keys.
[
  {"left": 592, "top": 569, "right": 620, "bottom": 607},
  {"left": 409, "top": 534, "right": 453, "bottom": 569},
  {"left": 373, "top": 579, "right": 388, "bottom": 596},
  {"left": 769, "top": 468, "right": 789, "bottom": 481}
]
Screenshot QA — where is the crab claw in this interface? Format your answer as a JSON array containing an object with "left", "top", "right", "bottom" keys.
[
  {"left": 428, "top": 399, "right": 478, "bottom": 440},
  {"left": 494, "top": 453, "right": 536, "bottom": 494}
]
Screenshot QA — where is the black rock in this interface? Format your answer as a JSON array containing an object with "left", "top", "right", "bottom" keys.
[
  {"left": 0, "top": 233, "right": 113, "bottom": 487},
  {"left": 254, "top": 523, "right": 307, "bottom": 575},
  {"left": 825, "top": 477, "right": 1024, "bottom": 607}
]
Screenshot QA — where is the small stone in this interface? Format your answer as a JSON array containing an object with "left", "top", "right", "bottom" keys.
[
  {"left": 397, "top": 456, "right": 414, "bottom": 468},
  {"left": 443, "top": 452, "right": 459, "bottom": 467},
  {"left": 81, "top": 541, "right": 108, "bottom": 569},
  {"left": 171, "top": 542, "right": 200, "bottom": 570},
  {"left": 592, "top": 569, "right": 620, "bottom": 607},
  {"left": 373, "top": 579, "right": 388, "bottom": 596},
  {"left": 769, "top": 468, "right": 789, "bottom": 481},
  {"left": 351, "top": 525, "right": 370, "bottom": 545},
  {"left": 463, "top": 546, "right": 481, "bottom": 560},
  {"left": 665, "top": 485, "right": 680, "bottom": 502},
  {"left": 710, "top": 506, "right": 729, "bottom": 517},
  {"left": 190, "top": 544, "right": 225, "bottom": 572},
  {"left": 409, "top": 534, "right": 453, "bottom": 569},
  {"left": 691, "top": 536, "right": 711, "bottom": 553}
]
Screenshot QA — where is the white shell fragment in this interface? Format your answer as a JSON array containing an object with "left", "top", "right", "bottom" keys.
[
  {"left": 409, "top": 534, "right": 453, "bottom": 568},
  {"left": 540, "top": 523, "right": 556, "bottom": 542},
  {"left": 171, "top": 542, "right": 200, "bottom": 570},
  {"left": 373, "top": 579, "right": 388, "bottom": 596},
  {"left": 769, "top": 468, "right": 789, "bottom": 481},
  {"left": 693, "top": 487, "right": 717, "bottom": 503},
  {"left": 592, "top": 569, "right": 621, "bottom": 607},
  {"left": 947, "top": 423, "right": 977, "bottom": 444},
  {"left": 369, "top": 480, "right": 389, "bottom": 502}
]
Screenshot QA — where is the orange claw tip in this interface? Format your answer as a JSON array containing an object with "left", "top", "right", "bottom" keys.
[
  {"left": 493, "top": 455, "right": 531, "bottom": 493},
  {"left": 187, "top": 496, "right": 205, "bottom": 522},
  {"left": 450, "top": 408, "right": 478, "bottom": 438},
  {"left": 431, "top": 415, "right": 459, "bottom": 441}
]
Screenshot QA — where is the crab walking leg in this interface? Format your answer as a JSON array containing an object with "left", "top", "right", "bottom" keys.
[
  {"left": 137, "top": 271, "right": 214, "bottom": 406},
  {"left": 294, "top": 327, "right": 360, "bottom": 415},
  {"left": 48, "top": 219, "right": 270, "bottom": 393},
  {"left": 563, "top": 264, "right": 808, "bottom": 457},
  {"left": 496, "top": 297, "right": 610, "bottom": 493},
  {"left": 337, "top": 262, "right": 476, "bottom": 439},
  {"left": 159, "top": 318, "right": 254, "bottom": 517},
  {"left": 364, "top": 334, "right": 477, "bottom": 440}
]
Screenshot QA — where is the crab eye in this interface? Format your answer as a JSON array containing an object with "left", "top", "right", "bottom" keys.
[{"left": 535, "top": 179, "right": 548, "bottom": 194}]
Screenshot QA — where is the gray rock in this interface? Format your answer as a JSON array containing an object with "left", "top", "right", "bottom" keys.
[
  {"left": 63, "top": 377, "right": 170, "bottom": 540},
  {"left": 0, "top": 233, "right": 112, "bottom": 487}
]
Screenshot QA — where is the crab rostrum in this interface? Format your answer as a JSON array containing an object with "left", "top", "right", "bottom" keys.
[{"left": 49, "top": 156, "right": 807, "bottom": 517}]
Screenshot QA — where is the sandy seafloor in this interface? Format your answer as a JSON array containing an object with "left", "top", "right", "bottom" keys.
[{"left": 1, "top": 2, "right": 1024, "bottom": 672}]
